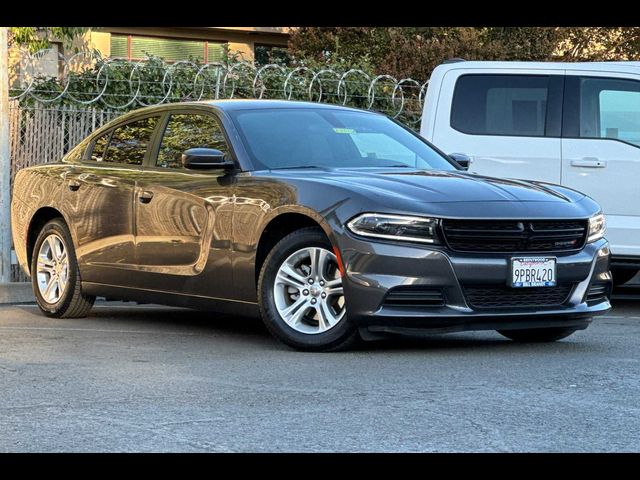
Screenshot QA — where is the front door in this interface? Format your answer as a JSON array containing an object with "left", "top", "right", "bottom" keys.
[
  {"left": 561, "top": 73, "right": 640, "bottom": 259},
  {"left": 131, "top": 111, "right": 235, "bottom": 296},
  {"left": 431, "top": 71, "right": 564, "bottom": 184}
]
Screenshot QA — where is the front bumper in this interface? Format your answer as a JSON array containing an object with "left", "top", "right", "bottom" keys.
[{"left": 337, "top": 234, "right": 612, "bottom": 338}]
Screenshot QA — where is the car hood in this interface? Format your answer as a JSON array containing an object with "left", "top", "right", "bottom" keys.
[{"left": 270, "top": 168, "right": 585, "bottom": 204}]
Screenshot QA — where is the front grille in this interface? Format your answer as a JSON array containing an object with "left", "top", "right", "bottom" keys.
[
  {"left": 382, "top": 286, "right": 445, "bottom": 308},
  {"left": 441, "top": 219, "right": 588, "bottom": 253},
  {"left": 463, "top": 283, "right": 575, "bottom": 309},
  {"left": 585, "top": 283, "right": 611, "bottom": 305}
]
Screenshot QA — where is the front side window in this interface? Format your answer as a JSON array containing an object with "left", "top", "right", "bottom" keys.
[
  {"left": 579, "top": 77, "right": 640, "bottom": 147},
  {"left": 102, "top": 117, "right": 159, "bottom": 165},
  {"left": 451, "top": 74, "right": 550, "bottom": 137},
  {"left": 156, "top": 114, "right": 228, "bottom": 169},
  {"left": 230, "top": 108, "right": 455, "bottom": 171}
]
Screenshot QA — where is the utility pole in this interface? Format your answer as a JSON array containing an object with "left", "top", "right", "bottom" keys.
[{"left": 0, "top": 27, "right": 12, "bottom": 283}]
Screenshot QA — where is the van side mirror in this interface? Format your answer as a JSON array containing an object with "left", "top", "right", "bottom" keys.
[
  {"left": 182, "top": 148, "right": 234, "bottom": 170},
  {"left": 449, "top": 152, "right": 471, "bottom": 170}
]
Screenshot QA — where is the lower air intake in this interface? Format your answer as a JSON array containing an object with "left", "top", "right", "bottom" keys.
[
  {"left": 464, "top": 283, "right": 575, "bottom": 309},
  {"left": 382, "top": 287, "right": 445, "bottom": 308}
]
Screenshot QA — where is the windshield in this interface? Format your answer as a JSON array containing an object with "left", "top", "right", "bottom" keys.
[{"left": 229, "top": 108, "right": 457, "bottom": 171}]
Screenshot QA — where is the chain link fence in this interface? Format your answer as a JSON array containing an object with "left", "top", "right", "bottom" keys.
[
  {"left": 7, "top": 49, "right": 432, "bottom": 281},
  {"left": 9, "top": 104, "right": 120, "bottom": 281}
]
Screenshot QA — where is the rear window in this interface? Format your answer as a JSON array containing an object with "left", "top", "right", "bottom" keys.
[{"left": 451, "top": 74, "right": 550, "bottom": 137}]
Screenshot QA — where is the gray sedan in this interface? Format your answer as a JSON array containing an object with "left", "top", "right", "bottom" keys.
[{"left": 11, "top": 100, "right": 612, "bottom": 351}]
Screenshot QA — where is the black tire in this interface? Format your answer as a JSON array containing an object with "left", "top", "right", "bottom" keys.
[
  {"left": 612, "top": 268, "right": 638, "bottom": 286},
  {"left": 30, "top": 218, "right": 95, "bottom": 318},
  {"left": 257, "top": 227, "right": 359, "bottom": 352},
  {"left": 497, "top": 327, "right": 579, "bottom": 343}
]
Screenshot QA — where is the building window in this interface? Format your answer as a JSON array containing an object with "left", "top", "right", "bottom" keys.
[
  {"left": 110, "top": 34, "right": 225, "bottom": 63},
  {"left": 254, "top": 43, "right": 290, "bottom": 65}
]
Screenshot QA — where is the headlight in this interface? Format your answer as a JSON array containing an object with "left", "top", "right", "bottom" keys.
[
  {"left": 587, "top": 212, "right": 606, "bottom": 243},
  {"left": 346, "top": 213, "right": 440, "bottom": 244}
]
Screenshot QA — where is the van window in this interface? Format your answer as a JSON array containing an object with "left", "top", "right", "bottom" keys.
[
  {"left": 579, "top": 77, "right": 640, "bottom": 147},
  {"left": 451, "top": 75, "right": 550, "bottom": 137}
]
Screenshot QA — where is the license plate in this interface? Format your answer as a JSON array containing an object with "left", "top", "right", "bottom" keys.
[{"left": 510, "top": 257, "right": 556, "bottom": 288}]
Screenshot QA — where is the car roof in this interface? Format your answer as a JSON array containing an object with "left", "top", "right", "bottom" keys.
[
  {"left": 205, "top": 99, "right": 373, "bottom": 112},
  {"left": 100, "top": 100, "right": 379, "bottom": 128},
  {"left": 124, "top": 99, "right": 377, "bottom": 115},
  {"left": 434, "top": 60, "right": 640, "bottom": 75}
]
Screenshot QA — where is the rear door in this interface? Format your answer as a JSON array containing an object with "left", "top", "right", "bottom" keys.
[
  {"left": 64, "top": 115, "right": 160, "bottom": 286},
  {"left": 561, "top": 73, "right": 640, "bottom": 259},
  {"left": 130, "top": 109, "right": 236, "bottom": 296},
  {"left": 431, "top": 70, "right": 564, "bottom": 184}
]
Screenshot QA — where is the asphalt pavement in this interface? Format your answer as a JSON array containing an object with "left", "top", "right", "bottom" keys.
[{"left": 1, "top": 300, "right": 639, "bottom": 452}]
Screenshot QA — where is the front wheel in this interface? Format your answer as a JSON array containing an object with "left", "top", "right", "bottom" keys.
[
  {"left": 497, "top": 327, "right": 579, "bottom": 343},
  {"left": 257, "top": 227, "right": 359, "bottom": 351},
  {"left": 31, "top": 218, "right": 95, "bottom": 318}
]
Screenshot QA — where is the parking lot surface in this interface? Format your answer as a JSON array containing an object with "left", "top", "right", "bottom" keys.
[{"left": 1, "top": 300, "right": 639, "bottom": 452}]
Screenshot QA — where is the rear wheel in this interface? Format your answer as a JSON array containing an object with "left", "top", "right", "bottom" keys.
[
  {"left": 258, "top": 227, "right": 359, "bottom": 351},
  {"left": 497, "top": 327, "right": 579, "bottom": 343},
  {"left": 31, "top": 218, "right": 95, "bottom": 318}
]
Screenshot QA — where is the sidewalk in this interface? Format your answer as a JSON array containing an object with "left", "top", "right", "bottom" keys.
[{"left": 0, "top": 282, "right": 34, "bottom": 304}]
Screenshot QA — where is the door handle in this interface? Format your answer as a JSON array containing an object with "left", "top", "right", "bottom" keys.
[
  {"left": 570, "top": 158, "right": 607, "bottom": 168},
  {"left": 68, "top": 180, "right": 81, "bottom": 191},
  {"left": 138, "top": 191, "right": 154, "bottom": 204}
]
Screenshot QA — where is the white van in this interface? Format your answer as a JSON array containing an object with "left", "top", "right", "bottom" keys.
[{"left": 420, "top": 60, "right": 640, "bottom": 285}]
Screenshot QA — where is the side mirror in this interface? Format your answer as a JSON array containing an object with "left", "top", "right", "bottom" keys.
[
  {"left": 449, "top": 152, "right": 471, "bottom": 171},
  {"left": 182, "top": 148, "right": 234, "bottom": 170}
]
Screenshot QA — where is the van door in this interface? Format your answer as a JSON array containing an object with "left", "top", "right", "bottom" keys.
[
  {"left": 561, "top": 73, "right": 640, "bottom": 261},
  {"left": 431, "top": 70, "right": 564, "bottom": 184}
]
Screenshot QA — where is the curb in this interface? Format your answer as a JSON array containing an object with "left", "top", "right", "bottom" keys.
[{"left": 0, "top": 282, "right": 35, "bottom": 304}]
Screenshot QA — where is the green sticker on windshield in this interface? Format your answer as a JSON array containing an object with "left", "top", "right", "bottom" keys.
[{"left": 333, "top": 128, "right": 355, "bottom": 134}]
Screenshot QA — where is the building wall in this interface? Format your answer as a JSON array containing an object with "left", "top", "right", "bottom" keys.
[
  {"left": 87, "top": 27, "right": 292, "bottom": 62},
  {"left": 8, "top": 27, "right": 293, "bottom": 87}
]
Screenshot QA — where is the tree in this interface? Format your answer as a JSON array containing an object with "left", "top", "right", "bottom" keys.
[
  {"left": 8, "top": 27, "right": 90, "bottom": 52},
  {"left": 288, "top": 27, "right": 640, "bottom": 80},
  {"left": 288, "top": 27, "right": 392, "bottom": 66},
  {"left": 555, "top": 27, "right": 640, "bottom": 61}
]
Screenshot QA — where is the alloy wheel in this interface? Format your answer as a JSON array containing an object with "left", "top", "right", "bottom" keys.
[
  {"left": 36, "top": 233, "right": 69, "bottom": 304},
  {"left": 273, "top": 247, "right": 345, "bottom": 334}
]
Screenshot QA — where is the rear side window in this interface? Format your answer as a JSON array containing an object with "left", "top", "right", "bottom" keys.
[
  {"left": 578, "top": 77, "right": 640, "bottom": 147},
  {"left": 451, "top": 74, "right": 550, "bottom": 137},
  {"left": 90, "top": 131, "right": 110, "bottom": 162},
  {"left": 97, "top": 116, "right": 159, "bottom": 165}
]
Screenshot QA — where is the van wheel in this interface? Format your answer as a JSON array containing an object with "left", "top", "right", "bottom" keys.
[
  {"left": 612, "top": 268, "right": 638, "bottom": 286},
  {"left": 497, "top": 327, "right": 578, "bottom": 343},
  {"left": 31, "top": 218, "right": 95, "bottom": 318},
  {"left": 258, "top": 227, "right": 359, "bottom": 352}
]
